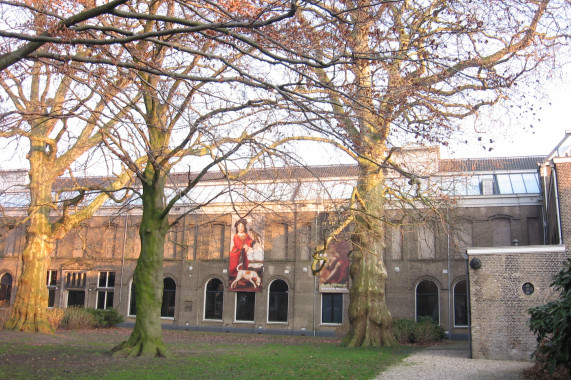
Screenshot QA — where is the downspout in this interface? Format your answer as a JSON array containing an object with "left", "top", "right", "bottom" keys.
[
  {"left": 540, "top": 164, "right": 549, "bottom": 244},
  {"left": 119, "top": 210, "right": 128, "bottom": 307},
  {"left": 447, "top": 218, "right": 452, "bottom": 339},
  {"left": 465, "top": 252, "right": 472, "bottom": 359},
  {"left": 313, "top": 199, "right": 321, "bottom": 337},
  {"left": 552, "top": 166, "right": 563, "bottom": 244}
]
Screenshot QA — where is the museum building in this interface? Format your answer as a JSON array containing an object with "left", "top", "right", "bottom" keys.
[{"left": 0, "top": 134, "right": 569, "bottom": 338}]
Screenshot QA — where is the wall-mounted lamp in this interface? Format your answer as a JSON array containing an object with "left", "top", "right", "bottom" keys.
[
  {"left": 302, "top": 267, "right": 308, "bottom": 273},
  {"left": 394, "top": 267, "right": 400, "bottom": 273},
  {"left": 512, "top": 239, "right": 519, "bottom": 246},
  {"left": 470, "top": 258, "right": 482, "bottom": 270}
]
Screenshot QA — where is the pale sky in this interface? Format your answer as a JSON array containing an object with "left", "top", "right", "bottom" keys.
[
  {"left": 1, "top": 66, "right": 569, "bottom": 171},
  {"left": 441, "top": 69, "right": 571, "bottom": 159}
]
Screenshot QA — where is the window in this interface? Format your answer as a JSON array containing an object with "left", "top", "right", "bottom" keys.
[
  {"left": 128, "top": 282, "right": 136, "bottom": 316},
  {"left": 268, "top": 280, "right": 288, "bottom": 323},
  {"left": 235, "top": 292, "right": 255, "bottom": 322},
  {"left": 0, "top": 273, "right": 12, "bottom": 305},
  {"left": 416, "top": 280, "right": 439, "bottom": 323},
  {"left": 64, "top": 271, "right": 86, "bottom": 308},
  {"left": 46, "top": 270, "right": 57, "bottom": 307},
  {"left": 64, "top": 272, "right": 86, "bottom": 288},
  {"left": 67, "top": 291, "right": 85, "bottom": 307},
  {"left": 204, "top": 278, "right": 224, "bottom": 320},
  {"left": 96, "top": 271, "right": 115, "bottom": 310},
  {"left": 454, "top": 280, "right": 468, "bottom": 327},
  {"left": 161, "top": 278, "right": 176, "bottom": 318},
  {"left": 321, "top": 293, "right": 343, "bottom": 324}
]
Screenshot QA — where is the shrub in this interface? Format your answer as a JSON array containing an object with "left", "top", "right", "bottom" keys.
[
  {"left": 60, "top": 306, "right": 97, "bottom": 330},
  {"left": 46, "top": 308, "right": 65, "bottom": 330},
  {"left": 392, "top": 317, "right": 445, "bottom": 344},
  {"left": 528, "top": 258, "right": 571, "bottom": 377},
  {"left": 86, "top": 308, "right": 124, "bottom": 328},
  {"left": 392, "top": 318, "right": 416, "bottom": 343},
  {"left": 0, "top": 303, "right": 10, "bottom": 329}
]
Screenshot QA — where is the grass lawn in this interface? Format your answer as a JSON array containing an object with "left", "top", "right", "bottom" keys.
[{"left": 0, "top": 328, "right": 418, "bottom": 379}]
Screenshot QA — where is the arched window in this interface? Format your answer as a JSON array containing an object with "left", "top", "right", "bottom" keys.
[
  {"left": 454, "top": 280, "right": 468, "bottom": 327},
  {"left": 268, "top": 279, "right": 288, "bottom": 323},
  {"left": 204, "top": 278, "right": 224, "bottom": 320},
  {"left": 416, "top": 280, "right": 439, "bottom": 323},
  {"left": 0, "top": 273, "right": 12, "bottom": 305},
  {"left": 161, "top": 278, "right": 176, "bottom": 318}
]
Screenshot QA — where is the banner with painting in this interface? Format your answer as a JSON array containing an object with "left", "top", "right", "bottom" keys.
[
  {"left": 228, "top": 215, "right": 264, "bottom": 292},
  {"left": 318, "top": 213, "right": 351, "bottom": 293}
]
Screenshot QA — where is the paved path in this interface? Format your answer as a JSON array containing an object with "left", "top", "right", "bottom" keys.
[{"left": 376, "top": 341, "right": 534, "bottom": 380}]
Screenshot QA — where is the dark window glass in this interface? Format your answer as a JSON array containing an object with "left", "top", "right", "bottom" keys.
[
  {"left": 129, "top": 284, "right": 136, "bottom": 316},
  {"left": 48, "top": 289, "right": 56, "bottom": 308},
  {"left": 235, "top": 292, "right": 255, "bottom": 321},
  {"left": 454, "top": 280, "right": 468, "bottom": 326},
  {"left": 0, "top": 273, "right": 12, "bottom": 305},
  {"left": 97, "top": 290, "right": 114, "bottom": 310},
  {"left": 67, "top": 291, "right": 85, "bottom": 307},
  {"left": 322, "top": 293, "right": 343, "bottom": 324},
  {"left": 161, "top": 278, "right": 176, "bottom": 318},
  {"left": 47, "top": 270, "right": 57, "bottom": 286},
  {"left": 268, "top": 280, "right": 288, "bottom": 322},
  {"left": 416, "top": 280, "right": 439, "bottom": 323},
  {"left": 205, "top": 278, "right": 224, "bottom": 320}
]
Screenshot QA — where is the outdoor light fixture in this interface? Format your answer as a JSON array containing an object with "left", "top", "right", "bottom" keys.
[{"left": 470, "top": 258, "right": 482, "bottom": 270}]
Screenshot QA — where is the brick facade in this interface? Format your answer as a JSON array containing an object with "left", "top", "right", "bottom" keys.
[{"left": 467, "top": 246, "right": 569, "bottom": 360}]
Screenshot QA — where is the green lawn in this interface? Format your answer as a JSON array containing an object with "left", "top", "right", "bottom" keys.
[{"left": 0, "top": 328, "right": 417, "bottom": 379}]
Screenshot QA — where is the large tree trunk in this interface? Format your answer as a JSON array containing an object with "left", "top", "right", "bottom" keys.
[
  {"left": 342, "top": 160, "right": 397, "bottom": 347},
  {"left": 112, "top": 169, "right": 169, "bottom": 358},
  {"left": 5, "top": 144, "right": 55, "bottom": 333},
  {"left": 4, "top": 231, "right": 53, "bottom": 333}
]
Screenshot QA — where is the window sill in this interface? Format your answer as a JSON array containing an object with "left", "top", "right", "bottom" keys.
[{"left": 233, "top": 320, "right": 255, "bottom": 324}]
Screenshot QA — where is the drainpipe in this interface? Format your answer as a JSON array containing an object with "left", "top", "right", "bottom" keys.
[
  {"left": 540, "top": 164, "right": 549, "bottom": 244},
  {"left": 313, "top": 199, "right": 322, "bottom": 337},
  {"left": 552, "top": 167, "right": 563, "bottom": 244},
  {"left": 447, "top": 219, "right": 452, "bottom": 339},
  {"left": 119, "top": 210, "right": 129, "bottom": 307},
  {"left": 464, "top": 252, "right": 472, "bottom": 359}
]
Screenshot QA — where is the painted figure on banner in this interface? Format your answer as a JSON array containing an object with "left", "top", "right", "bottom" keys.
[
  {"left": 229, "top": 216, "right": 264, "bottom": 292},
  {"left": 319, "top": 239, "right": 351, "bottom": 292}
]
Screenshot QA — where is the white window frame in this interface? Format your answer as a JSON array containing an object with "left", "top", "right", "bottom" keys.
[
  {"left": 203, "top": 278, "right": 224, "bottom": 322},
  {"left": 96, "top": 271, "right": 115, "bottom": 310},
  {"left": 320, "top": 293, "right": 343, "bottom": 326},
  {"left": 414, "top": 279, "right": 440, "bottom": 324},
  {"left": 453, "top": 279, "right": 468, "bottom": 328},
  {"left": 266, "top": 279, "right": 288, "bottom": 324}
]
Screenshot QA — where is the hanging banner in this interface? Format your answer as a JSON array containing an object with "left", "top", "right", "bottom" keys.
[
  {"left": 228, "top": 215, "right": 264, "bottom": 292},
  {"left": 318, "top": 213, "right": 351, "bottom": 292}
]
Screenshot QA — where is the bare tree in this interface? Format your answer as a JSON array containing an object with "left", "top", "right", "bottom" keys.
[
  {"left": 0, "top": 44, "right": 139, "bottom": 332},
  {"left": 294, "top": 0, "right": 567, "bottom": 347}
]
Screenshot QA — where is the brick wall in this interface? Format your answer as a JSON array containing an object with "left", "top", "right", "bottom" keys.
[{"left": 467, "top": 246, "right": 569, "bottom": 360}]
